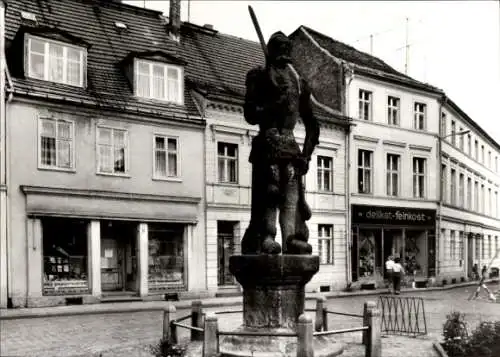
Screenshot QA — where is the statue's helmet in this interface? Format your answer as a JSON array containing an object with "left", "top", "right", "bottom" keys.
[{"left": 267, "top": 31, "right": 292, "bottom": 65}]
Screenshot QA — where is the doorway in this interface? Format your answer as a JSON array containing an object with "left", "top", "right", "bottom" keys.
[
  {"left": 217, "top": 221, "right": 237, "bottom": 286},
  {"left": 100, "top": 221, "right": 137, "bottom": 292},
  {"left": 467, "top": 235, "right": 474, "bottom": 279}
]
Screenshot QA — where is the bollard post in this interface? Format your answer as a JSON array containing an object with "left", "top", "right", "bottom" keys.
[
  {"left": 203, "top": 312, "right": 219, "bottom": 357},
  {"left": 191, "top": 300, "right": 203, "bottom": 341},
  {"left": 163, "top": 304, "right": 177, "bottom": 344},
  {"left": 297, "top": 314, "right": 314, "bottom": 357},
  {"left": 365, "top": 306, "right": 382, "bottom": 357},
  {"left": 315, "top": 296, "right": 326, "bottom": 331},
  {"left": 362, "top": 301, "right": 376, "bottom": 345},
  {"left": 322, "top": 307, "right": 328, "bottom": 331}
]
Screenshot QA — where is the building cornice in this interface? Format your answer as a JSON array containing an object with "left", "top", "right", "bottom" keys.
[
  {"left": 382, "top": 140, "right": 406, "bottom": 148},
  {"left": 20, "top": 185, "right": 201, "bottom": 205},
  {"left": 409, "top": 144, "right": 433, "bottom": 152}
]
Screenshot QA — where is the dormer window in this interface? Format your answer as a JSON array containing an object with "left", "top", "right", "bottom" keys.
[
  {"left": 135, "top": 59, "right": 183, "bottom": 104},
  {"left": 26, "top": 34, "right": 86, "bottom": 87}
]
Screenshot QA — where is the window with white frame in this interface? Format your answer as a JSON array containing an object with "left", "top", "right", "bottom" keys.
[
  {"left": 414, "top": 102, "right": 426, "bottom": 130},
  {"left": 450, "top": 168, "right": 456, "bottom": 205},
  {"left": 386, "top": 154, "right": 400, "bottom": 196},
  {"left": 459, "top": 173, "right": 465, "bottom": 207},
  {"left": 27, "top": 35, "right": 85, "bottom": 87},
  {"left": 440, "top": 112, "right": 447, "bottom": 137},
  {"left": 318, "top": 224, "right": 333, "bottom": 264},
  {"left": 39, "top": 118, "right": 74, "bottom": 169},
  {"left": 474, "top": 181, "right": 479, "bottom": 212},
  {"left": 488, "top": 151, "right": 492, "bottom": 168},
  {"left": 459, "top": 128, "right": 464, "bottom": 151},
  {"left": 495, "top": 191, "right": 498, "bottom": 218},
  {"left": 97, "top": 127, "right": 128, "bottom": 174},
  {"left": 450, "top": 120, "right": 456, "bottom": 146},
  {"left": 135, "top": 59, "right": 183, "bottom": 104},
  {"left": 358, "top": 149, "right": 373, "bottom": 194},
  {"left": 467, "top": 134, "right": 472, "bottom": 156},
  {"left": 317, "top": 156, "right": 333, "bottom": 192},
  {"left": 467, "top": 177, "right": 472, "bottom": 210},
  {"left": 474, "top": 140, "right": 479, "bottom": 160},
  {"left": 441, "top": 164, "right": 447, "bottom": 202},
  {"left": 387, "top": 96, "right": 400, "bottom": 125},
  {"left": 459, "top": 231, "right": 464, "bottom": 261},
  {"left": 481, "top": 184, "right": 485, "bottom": 213},
  {"left": 217, "top": 142, "right": 238, "bottom": 183},
  {"left": 488, "top": 188, "right": 492, "bottom": 216},
  {"left": 481, "top": 145, "right": 485, "bottom": 164},
  {"left": 413, "top": 157, "right": 426, "bottom": 198},
  {"left": 154, "top": 135, "right": 179, "bottom": 178},
  {"left": 358, "top": 90, "right": 372, "bottom": 121},
  {"left": 450, "top": 230, "right": 456, "bottom": 259}
]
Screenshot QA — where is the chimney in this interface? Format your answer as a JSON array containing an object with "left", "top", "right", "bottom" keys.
[
  {"left": 203, "top": 24, "right": 214, "bottom": 30},
  {"left": 168, "top": 0, "right": 181, "bottom": 41}
]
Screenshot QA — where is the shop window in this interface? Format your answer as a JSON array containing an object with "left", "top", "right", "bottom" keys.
[
  {"left": 318, "top": 224, "right": 333, "bottom": 264},
  {"left": 148, "top": 223, "right": 185, "bottom": 291},
  {"left": 217, "top": 221, "right": 237, "bottom": 286},
  {"left": 317, "top": 156, "right": 333, "bottom": 192},
  {"left": 475, "top": 235, "right": 481, "bottom": 260},
  {"left": 358, "top": 150, "right": 372, "bottom": 194},
  {"left": 97, "top": 127, "right": 128, "bottom": 174},
  {"left": 358, "top": 230, "right": 376, "bottom": 277},
  {"left": 42, "top": 218, "right": 89, "bottom": 295},
  {"left": 218, "top": 142, "right": 238, "bottom": 183}
]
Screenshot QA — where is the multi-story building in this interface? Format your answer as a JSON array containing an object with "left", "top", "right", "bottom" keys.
[
  {"left": 290, "top": 26, "right": 446, "bottom": 287},
  {"left": 439, "top": 97, "right": 500, "bottom": 281},
  {"left": 181, "top": 23, "right": 352, "bottom": 295},
  {"left": 2, "top": 0, "right": 207, "bottom": 308}
]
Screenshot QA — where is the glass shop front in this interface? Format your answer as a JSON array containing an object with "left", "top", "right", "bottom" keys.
[{"left": 351, "top": 205, "right": 436, "bottom": 283}]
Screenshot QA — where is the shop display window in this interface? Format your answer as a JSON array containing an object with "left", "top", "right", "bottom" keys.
[
  {"left": 148, "top": 223, "right": 185, "bottom": 291},
  {"left": 42, "top": 218, "right": 89, "bottom": 295}
]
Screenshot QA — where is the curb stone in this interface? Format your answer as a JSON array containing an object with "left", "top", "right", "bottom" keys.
[{"left": 1, "top": 279, "right": 497, "bottom": 321}]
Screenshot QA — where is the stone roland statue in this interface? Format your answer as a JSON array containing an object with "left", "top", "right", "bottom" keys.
[{"left": 241, "top": 31, "right": 320, "bottom": 255}]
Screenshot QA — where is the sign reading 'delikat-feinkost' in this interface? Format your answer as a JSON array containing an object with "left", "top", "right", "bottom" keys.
[{"left": 352, "top": 205, "right": 436, "bottom": 226}]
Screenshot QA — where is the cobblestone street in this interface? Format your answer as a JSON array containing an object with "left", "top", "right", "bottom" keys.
[{"left": 1, "top": 284, "right": 499, "bottom": 357}]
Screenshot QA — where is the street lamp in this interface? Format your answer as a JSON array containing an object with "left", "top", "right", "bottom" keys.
[{"left": 441, "top": 130, "right": 470, "bottom": 139}]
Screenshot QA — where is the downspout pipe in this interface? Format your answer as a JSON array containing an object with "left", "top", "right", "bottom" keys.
[
  {"left": 437, "top": 95, "right": 448, "bottom": 277},
  {"left": 344, "top": 64, "right": 354, "bottom": 287}
]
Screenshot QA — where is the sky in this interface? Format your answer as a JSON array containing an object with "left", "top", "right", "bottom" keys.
[{"left": 125, "top": 0, "right": 500, "bottom": 144}]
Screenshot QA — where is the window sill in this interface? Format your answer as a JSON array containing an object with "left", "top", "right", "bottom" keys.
[
  {"left": 153, "top": 176, "right": 183, "bottom": 183},
  {"left": 217, "top": 181, "right": 239, "bottom": 186},
  {"left": 38, "top": 166, "right": 76, "bottom": 173},
  {"left": 135, "top": 95, "right": 183, "bottom": 106},
  {"left": 317, "top": 190, "right": 335, "bottom": 194},
  {"left": 97, "top": 172, "right": 131, "bottom": 178}
]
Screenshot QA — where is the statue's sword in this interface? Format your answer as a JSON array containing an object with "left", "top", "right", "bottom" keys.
[{"left": 248, "top": 6, "right": 340, "bottom": 117}]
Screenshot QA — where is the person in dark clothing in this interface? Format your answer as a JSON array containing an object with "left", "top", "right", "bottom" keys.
[{"left": 392, "top": 257, "right": 405, "bottom": 295}]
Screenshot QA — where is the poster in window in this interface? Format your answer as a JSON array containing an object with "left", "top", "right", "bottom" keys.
[
  {"left": 57, "top": 265, "right": 62, "bottom": 272},
  {"left": 63, "top": 265, "right": 69, "bottom": 272}
]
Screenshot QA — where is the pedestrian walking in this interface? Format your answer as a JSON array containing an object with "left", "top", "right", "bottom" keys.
[
  {"left": 385, "top": 255, "right": 394, "bottom": 293},
  {"left": 392, "top": 257, "right": 405, "bottom": 295}
]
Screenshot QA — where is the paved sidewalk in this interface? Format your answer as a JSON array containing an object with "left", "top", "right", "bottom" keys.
[{"left": 1, "top": 279, "right": 497, "bottom": 320}]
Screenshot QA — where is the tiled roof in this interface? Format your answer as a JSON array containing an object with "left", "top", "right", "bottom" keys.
[
  {"left": 179, "top": 23, "right": 350, "bottom": 125},
  {"left": 5, "top": 0, "right": 202, "bottom": 124},
  {"left": 298, "top": 26, "right": 443, "bottom": 94}
]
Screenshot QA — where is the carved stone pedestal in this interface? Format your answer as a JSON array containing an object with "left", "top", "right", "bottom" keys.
[{"left": 216, "top": 255, "right": 343, "bottom": 357}]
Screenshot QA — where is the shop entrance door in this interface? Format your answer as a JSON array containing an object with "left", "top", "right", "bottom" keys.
[
  {"left": 467, "top": 236, "right": 474, "bottom": 279},
  {"left": 217, "top": 221, "right": 236, "bottom": 286},
  {"left": 101, "top": 238, "right": 124, "bottom": 291}
]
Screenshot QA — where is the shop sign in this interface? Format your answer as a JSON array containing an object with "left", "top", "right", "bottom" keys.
[{"left": 352, "top": 205, "right": 436, "bottom": 226}]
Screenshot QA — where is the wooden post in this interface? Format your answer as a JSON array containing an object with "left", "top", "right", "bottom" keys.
[
  {"left": 203, "top": 312, "right": 219, "bottom": 357},
  {"left": 362, "top": 301, "right": 376, "bottom": 345},
  {"left": 191, "top": 300, "right": 203, "bottom": 341},
  {"left": 365, "top": 305, "right": 382, "bottom": 357},
  {"left": 163, "top": 304, "right": 177, "bottom": 343},
  {"left": 297, "top": 314, "right": 314, "bottom": 357},
  {"left": 322, "top": 307, "right": 328, "bottom": 331},
  {"left": 315, "top": 296, "right": 326, "bottom": 331}
]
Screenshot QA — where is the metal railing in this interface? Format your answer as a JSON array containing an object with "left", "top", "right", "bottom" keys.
[
  {"left": 161, "top": 296, "right": 382, "bottom": 357},
  {"left": 377, "top": 295, "right": 427, "bottom": 336}
]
